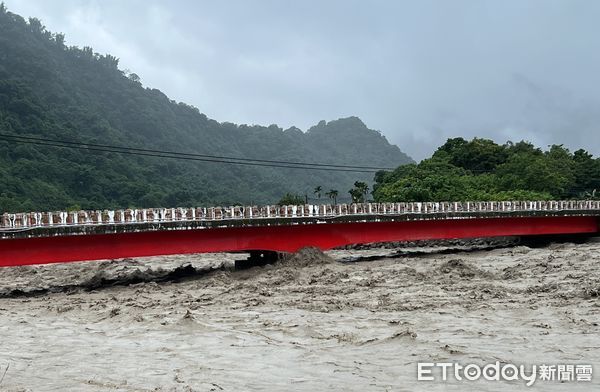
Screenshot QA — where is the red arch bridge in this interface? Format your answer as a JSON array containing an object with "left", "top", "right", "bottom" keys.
[{"left": 1, "top": 200, "right": 599, "bottom": 268}]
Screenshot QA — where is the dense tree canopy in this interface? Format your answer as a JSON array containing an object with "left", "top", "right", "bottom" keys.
[
  {"left": 373, "top": 137, "right": 600, "bottom": 202},
  {"left": 0, "top": 6, "right": 412, "bottom": 213}
]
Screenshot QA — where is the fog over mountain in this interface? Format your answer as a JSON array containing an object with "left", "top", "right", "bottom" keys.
[
  {"left": 0, "top": 6, "right": 412, "bottom": 211},
  {"left": 5, "top": 0, "right": 599, "bottom": 160}
]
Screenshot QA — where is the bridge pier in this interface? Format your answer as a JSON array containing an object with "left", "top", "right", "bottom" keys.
[{"left": 235, "top": 251, "right": 282, "bottom": 270}]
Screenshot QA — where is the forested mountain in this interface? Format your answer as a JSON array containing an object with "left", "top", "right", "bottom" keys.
[{"left": 0, "top": 6, "right": 412, "bottom": 212}]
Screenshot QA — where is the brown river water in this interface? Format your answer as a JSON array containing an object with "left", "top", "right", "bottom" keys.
[{"left": 0, "top": 240, "right": 598, "bottom": 391}]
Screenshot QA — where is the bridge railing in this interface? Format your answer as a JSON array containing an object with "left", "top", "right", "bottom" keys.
[{"left": 1, "top": 200, "right": 600, "bottom": 230}]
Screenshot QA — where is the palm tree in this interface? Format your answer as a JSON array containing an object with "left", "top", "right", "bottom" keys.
[
  {"left": 313, "top": 186, "right": 322, "bottom": 200},
  {"left": 348, "top": 188, "right": 361, "bottom": 203},
  {"left": 326, "top": 189, "right": 339, "bottom": 205},
  {"left": 354, "top": 181, "right": 369, "bottom": 203}
]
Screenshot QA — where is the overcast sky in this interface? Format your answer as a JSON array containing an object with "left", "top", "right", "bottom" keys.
[{"left": 5, "top": 0, "right": 600, "bottom": 160}]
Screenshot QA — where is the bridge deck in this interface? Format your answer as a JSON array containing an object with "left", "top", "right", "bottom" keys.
[
  {"left": 2, "top": 200, "right": 599, "bottom": 238},
  {"left": 1, "top": 201, "right": 599, "bottom": 267}
]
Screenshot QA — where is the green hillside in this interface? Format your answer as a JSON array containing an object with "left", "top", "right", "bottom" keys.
[
  {"left": 0, "top": 5, "right": 413, "bottom": 212},
  {"left": 373, "top": 137, "right": 600, "bottom": 202}
]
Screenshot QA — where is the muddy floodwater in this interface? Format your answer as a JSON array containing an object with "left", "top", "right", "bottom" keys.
[{"left": 0, "top": 240, "right": 599, "bottom": 391}]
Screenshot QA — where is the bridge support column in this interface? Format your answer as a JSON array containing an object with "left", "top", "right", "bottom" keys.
[{"left": 235, "top": 250, "right": 282, "bottom": 270}]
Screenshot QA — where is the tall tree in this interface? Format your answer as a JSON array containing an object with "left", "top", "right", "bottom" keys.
[
  {"left": 326, "top": 189, "right": 338, "bottom": 205},
  {"left": 313, "top": 186, "right": 322, "bottom": 200},
  {"left": 349, "top": 181, "right": 369, "bottom": 203}
]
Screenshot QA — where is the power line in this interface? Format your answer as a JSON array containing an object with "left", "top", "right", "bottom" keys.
[
  {"left": 0, "top": 135, "right": 390, "bottom": 173},
  {"left": 0, "top": 133, "right": 396, "bottom": 171}
]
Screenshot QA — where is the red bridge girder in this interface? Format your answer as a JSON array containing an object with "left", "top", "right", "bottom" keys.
[{"left": 0, "top": 215, "right": 598, "bottom": 267}]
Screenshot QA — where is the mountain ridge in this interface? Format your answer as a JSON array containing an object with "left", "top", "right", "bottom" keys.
[{"left": 0, "top": 6, "right": 413, "bottom": 212}]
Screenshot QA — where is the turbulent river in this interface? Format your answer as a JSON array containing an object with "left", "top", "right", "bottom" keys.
[{"left": 0, "top": 240, "right": 598, "bottom": 391}]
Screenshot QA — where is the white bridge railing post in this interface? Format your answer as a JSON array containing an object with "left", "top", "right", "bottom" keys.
[{"left": 2, "top": 200, "right": 600, "bottom": 231}]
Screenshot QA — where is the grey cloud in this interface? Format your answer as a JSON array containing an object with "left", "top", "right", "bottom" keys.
[{"left": 5, "top": 0, "right": 600, "bottom": 160}]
